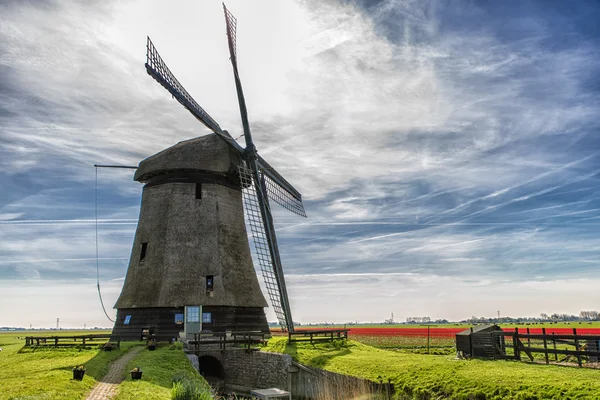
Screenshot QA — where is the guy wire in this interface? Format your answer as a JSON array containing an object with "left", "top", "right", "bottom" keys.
[{"left": 95, "top": 166, "right": 115, "bottom": 323}]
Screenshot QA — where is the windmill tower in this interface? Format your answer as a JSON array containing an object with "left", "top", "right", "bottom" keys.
[{"left": 111, "top": 4, "right": 306, "bottom": 341}]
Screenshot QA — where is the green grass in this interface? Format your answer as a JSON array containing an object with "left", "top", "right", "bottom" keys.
[
  {"left": 115, "top": 342, "right": 212, "bottom": 400},
  {"left": 264, "top": 337, "right": 600, "bottom": 399},
  {"left": 0, "top": 332, "right": 211, "bottom": 400},
  {"left": 0, "top": 331, "right": 138, "bottom": 400}
]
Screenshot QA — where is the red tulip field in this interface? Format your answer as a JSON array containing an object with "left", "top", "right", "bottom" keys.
[
  {"left": 281, "top": 324, "right": 600, "bottom": 351},
  {"left": 348, "top": 326, "right": 464, "bottom": 349},
  {"left": 349, "top": 326, "right": 600, "bottom": 349}
]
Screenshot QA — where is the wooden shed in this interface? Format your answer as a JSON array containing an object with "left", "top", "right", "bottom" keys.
[{"left": 456, "top": 324, "right": 505, "bottom": 359}]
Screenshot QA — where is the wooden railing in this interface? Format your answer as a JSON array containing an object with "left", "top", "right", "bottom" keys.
[
  {"left": 188, "top": 331, "right": 267, "bottom": 352},
  {"left": 488, "top": 328, "right": 600, "bottom": 367},
  {"left": 288, "top": 329, "right": 349, "bottom": 344},
  {"left": 24, "top": 334, "right": 119, "bottom": 348}
]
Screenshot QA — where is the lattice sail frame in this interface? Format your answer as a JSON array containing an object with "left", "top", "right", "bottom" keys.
[
  {"left": 223, "top": 4, "right": 238, "bottom": 64},
  {"left": 239, "top": 165, "right": 291, "bottom": 330},
  {"left": 259, "top": 163, "right": 307, "bottom": 218},
  {"left": 146, "top": 37, "right": 223, "bottom": 135}
]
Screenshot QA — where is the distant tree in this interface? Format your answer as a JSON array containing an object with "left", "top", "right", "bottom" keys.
[{"left": 580, "top": 311, "right": 599, "bottom": 320}]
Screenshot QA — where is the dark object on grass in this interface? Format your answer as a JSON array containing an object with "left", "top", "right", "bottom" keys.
[
  {"left": 72, "top": 366, "right": 86, "bottom": 380},
  {"left": 131, "top": 367, "right": 143, "bottom": 380},
  {"left": 147, "top": 337, "right": 156, "bottom": 350}
]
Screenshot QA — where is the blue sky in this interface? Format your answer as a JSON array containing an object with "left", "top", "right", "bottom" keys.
[{"left": 1, "top": 0, "right": 600, "bottom": 328}]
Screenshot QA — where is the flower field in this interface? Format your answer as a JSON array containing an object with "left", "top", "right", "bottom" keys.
[
  {"left": 348, "top": 327, "right": 463, "bottom": 349},
  {"left": 346, "top": 326, "right": 600, "bottom": 349},
  {"left": 276, "top": 323, "right": 600, "bottom": 351}
]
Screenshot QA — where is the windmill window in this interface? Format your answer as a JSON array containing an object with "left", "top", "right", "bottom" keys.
[
  {"left": 174, "top": 313, "right": 184, "bottom": 325},
  {"left": 202, "top": 312, "right": 212, "bottom": 323},
  {"left": 140, "top": 242, "right": 148, "bottom": 262},
  {"left": 206, "top": 275, "right": 214, "bottom": 291},
  {"left": 124, "top": 315, "right": 132, "bottom": 325},
  {"left": 195, "top": 183, "right": 202, "bottom": 199}
]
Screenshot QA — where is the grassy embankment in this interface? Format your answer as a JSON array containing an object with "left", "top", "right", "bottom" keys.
[
  {"left": 264, "top": 336, "right": 600, "bottom": 399},
  {"left": 0, "top": 332, "right": 210, "bottom": 400},
  {"left": 115, "top": 342, "right": 211, "bottom": 400}
]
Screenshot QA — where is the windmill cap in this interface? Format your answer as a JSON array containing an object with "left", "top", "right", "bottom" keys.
[{"left": 134, "top": 133, "right": 242, "bottom": 183}]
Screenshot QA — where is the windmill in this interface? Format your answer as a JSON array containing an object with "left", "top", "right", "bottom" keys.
[{"left": 111, "top": 3, "right": 305, "bottom": 341}]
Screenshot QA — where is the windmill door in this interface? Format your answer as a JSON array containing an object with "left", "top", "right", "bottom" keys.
[{"left": 184, "top": 305, "right": 202, "bottom": 339}]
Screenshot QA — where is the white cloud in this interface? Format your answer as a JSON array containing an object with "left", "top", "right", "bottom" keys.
[{"left": 1, "top": 0, "right": 600, "bottom": 326}]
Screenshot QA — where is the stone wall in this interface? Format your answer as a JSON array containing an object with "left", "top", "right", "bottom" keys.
[
  {"left": 187, "top": 349, "right": 394, "bottom": 399},
  {"left": 191, "top": 349, "right": 293, "bottom": 391},
  {"left": 224, "top": 350, "right": 293, "bottom": 389}
]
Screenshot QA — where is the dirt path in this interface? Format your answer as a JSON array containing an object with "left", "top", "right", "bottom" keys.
[{"left": 86, "top": 346, "right": 144, "bottom": 400}]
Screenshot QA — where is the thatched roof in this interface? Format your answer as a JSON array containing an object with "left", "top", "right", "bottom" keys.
[{"left": 135, "top": 134, "right": 241, "bottom": 183}]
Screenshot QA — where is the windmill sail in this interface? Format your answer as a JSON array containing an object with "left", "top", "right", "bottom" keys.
[
  {"left": 145, "top": 37, "right": 245, "bottom": 155},
  {"left": 257, "top": 160, "right": 307, "bottom": 217},
  {"left": 145, "top": 35, "right": 306, "bottom": 217},
  {"left": 239, "top": 165, "right": 294, "bottom": 331},
  {"left": 224, "top": 3, "right": 303, "bottom": 332}
]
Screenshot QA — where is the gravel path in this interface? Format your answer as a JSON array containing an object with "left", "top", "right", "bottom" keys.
[{"left": 86, "top": 346, "right": 144, "bottom": 400}]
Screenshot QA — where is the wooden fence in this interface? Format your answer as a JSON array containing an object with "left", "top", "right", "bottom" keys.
[
  {"left": 188, "top": 331, "right": 267, "bottom": 352},
  {"left": 476, "top": 328, "right": 600, "bottom": 367},
  {"left": 24, "top": 334, "right": 119, "bottom": 348},
  {"left": 288, "top": 329, "right": 349, "bottom": 344}
]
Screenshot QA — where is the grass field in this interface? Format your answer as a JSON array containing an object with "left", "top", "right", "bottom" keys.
[
  {"left": 4, "top": 327, "right": 600, "bottom": 399},
  {"left": 264, "top": 336, "right": 600, "bottom": 399},
  {"left": 0, "top": 331, "right": 211, "bottom": 400}
]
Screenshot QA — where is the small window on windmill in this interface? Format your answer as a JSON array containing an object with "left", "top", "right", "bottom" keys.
[
  {"left": 124, "top": 315, "right": 131, "bottom": 325},
  {"left": 202, "top": 312, "right": 212, "bottom": 323},
  {"left": 206, "top": 275, "right": 214, "bottom": 292},
  {"left": 174, "top": 313, "right": 184, "bottom": 325},
  {"left": 140, "top": 242, "right": 148, "bottom": 262},
  {"left": 195, "top": 183, "right": 202, "bottom": 199}
]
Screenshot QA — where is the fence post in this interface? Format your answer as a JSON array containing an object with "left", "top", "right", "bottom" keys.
[
  {"left": 427, "top": 326, "right": 430, "bottom": 354},
  {"left": 513, "top": 328, "right": 521, "bottom": 361},
  {"left": 469, "top": 327, "right": 474, "bottom": 358},
  {"left": 573, "top": 328, "right": 582, "bottom": 367},
  {"left": 526, "top": 327, "right": 531, "bottom": 348},
  {"left": 542, "top": 328, "right": 549, "bottom": 365},
  {"left": 552, "top": 333, "right": 558, "bottom": 361}
]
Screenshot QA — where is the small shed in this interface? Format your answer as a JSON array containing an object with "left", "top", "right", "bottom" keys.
[{"left": 456, "top": 324, "right": 505, "bottom": 359}]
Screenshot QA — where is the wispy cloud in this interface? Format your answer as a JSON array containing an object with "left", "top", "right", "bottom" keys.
[{"left": 1, "top": 0, "right": 600, "bottom": 325}]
